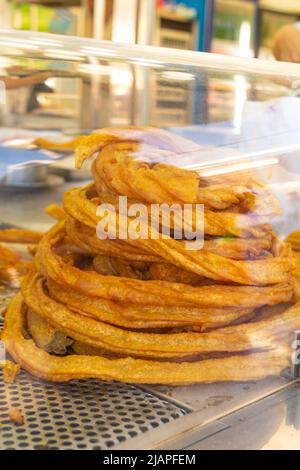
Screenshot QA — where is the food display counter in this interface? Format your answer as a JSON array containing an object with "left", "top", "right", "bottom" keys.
[{"left": 1, "top": 30, "right": 300, "bottom": 451}]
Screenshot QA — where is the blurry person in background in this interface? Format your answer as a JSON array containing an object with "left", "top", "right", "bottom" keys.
[
  {"left": 272, "top": 23, "right": 300, "bottom": 63},
  {"left": 0, "top": 70, "right": 50, "bottom": 126}
]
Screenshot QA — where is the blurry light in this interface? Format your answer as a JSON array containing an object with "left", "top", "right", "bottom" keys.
[
  {"left": 112, "top": 0, "right": 137, "bottom": 44},
  {"left": 111, "top": 68, "right": 132, "bottom": 86},
  {"left": 0, "top": 40, "right": 39, "bottom": 49},
  {"left": 233, "top": 74, "right": 248, "bottom": 129},
  {"left": 160, "top": 71, "right": 195, "bottom": 81},
  {"left": 0, "top": 36, "right": 61, "bottom": 48},
  {"left": 29, "top": 37, "right": 63, "bottom": 47},
  {"left": 0, "top": 57, "right": 14, "bottom": 67},
  {"left": 44, "top": 49, "right": 84, "bottom": 61},
  {"left": 45, "top": 78, "right": 56, "bottom": 89},
  {"left": 114, "top": 85, "right": 129, "bottom": 96},
  {"left": 77, "top": 63, "right": 110, "bottom": 75},
  {"left": 130, "top": 58, "right": 164, "bottom": 68},
  {"left": 271, "top": 181, "right": 300, "bottom": 195},
  {"left": 111, "top": 68, "right": 132, "bottom": 96},
  {"left": 45, "top": 48, "right": 84, "bottom": 57},
  {"left": 2, "top": 138, "right": 32, "bottom": 148},
  {"left": 201, "top": 158, "right": 279, "bottom": 177},
  {"left": 77, "top": 63, "right": 132, "bottom": 95},
  {"left": 187, "top": 143, "right": 300, "bottom": 172},
  {"left": 37, "top": 95, "right": 49, "bottom": 105},
  {"left": 88, "top": 55, "right": 98, "bottom": 65},
  {"left": 80, "top": 47, "right": 117, "bottom": 58},
  {"left": 238, "top": 21, "right": 251, "bottom": 58}
]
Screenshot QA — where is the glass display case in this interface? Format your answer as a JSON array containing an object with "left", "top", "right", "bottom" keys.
[{"left": 1, "top": 29, "right": 300, "bottom": 451}]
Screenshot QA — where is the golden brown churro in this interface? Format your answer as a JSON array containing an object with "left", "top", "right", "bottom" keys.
[{"left": 1, "top": 127, "right": 299, "bottom": 384}]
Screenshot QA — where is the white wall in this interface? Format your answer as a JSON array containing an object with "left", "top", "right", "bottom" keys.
[{"left": 0, "top": 0, "right": 12, "bottom": 29}]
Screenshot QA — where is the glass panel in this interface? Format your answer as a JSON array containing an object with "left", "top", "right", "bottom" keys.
[{"left": 1, "top": 30, "right": 300, "bottom": 411}]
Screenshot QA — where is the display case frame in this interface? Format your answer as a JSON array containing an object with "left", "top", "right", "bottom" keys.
[{"left": 1, "top": 30, "right": 300, "bottom": 450}]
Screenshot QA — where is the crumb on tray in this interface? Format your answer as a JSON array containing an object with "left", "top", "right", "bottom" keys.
[
  {"left": 9, "top": 407, "right": 24, "bottom": 425},
  {"left": 1, "top": 360, "right": 21, "bottom": 384}
]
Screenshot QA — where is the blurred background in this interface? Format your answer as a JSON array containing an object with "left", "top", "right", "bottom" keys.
[
  {"left": 1, "top": 0, "right": 300, "bottom": 59},
  {"left": 0, "top": 1, "right": 300, "bottom": 233},
  {"left": 1, "top": 0, "right": 300, "bottom": 130}
]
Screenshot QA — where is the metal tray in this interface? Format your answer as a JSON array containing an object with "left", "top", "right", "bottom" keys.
[{"left": 0, "top": 284, "right": 297, "bottom": 450}]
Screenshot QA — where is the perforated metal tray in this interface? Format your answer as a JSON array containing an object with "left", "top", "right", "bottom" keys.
[
  {"left": 0, "top": 370, "right": 190, "bottom": 450},
  {"left": 0, "top": 284, "right": 297, "bottom": 450},
  {"left": 0, "top": 285, "right": 191, "bottom": 450}
]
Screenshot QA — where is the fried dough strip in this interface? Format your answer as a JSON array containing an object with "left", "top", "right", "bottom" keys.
[
  {"left": 63, "top": 192, "right": 292, "bottom": 285},
  {"left": 93, "top": 143, "right": 199, "bottom": 204},
  {"left": 66, "top": 217, "right": 271, "bottom": 263},
  {"left": 202, "top": 238, "right": 272, "bottom": 260},
  {"left": 92, "top": 157, "right": 269, "bottom": 237},
  {"left": 2, "top": 293, "right": 289, "bottom": 383},
  {"left": 45, "top": 204, "right": 65, "bottom": 221},
  {"left": 74, "top": 126, "right": 202, "bottom": 170},
  {"left": 286, "top": 230, "right": 300, "bottom": 252},
  {"left": 27, "top": 309, "right": 72, "bottom": 354},
  {"left": 0, "top": 243, "right": 20, "bottom": 268},
  {"left": 0, "top": 243, "right": 21, "bottom": 286},
  {"left": 2, "top": 360, "right": 21, "bottom": 384},
  {"left": 26, "top": 278, "right": 257, "bottom": 358},
  {"left": 74, "top": 126, "right": 280, "bottom": 219},
  {"left": 92, "top": 255, "right": 147, "bottom": 279},
  {"left": 22, "top": 274, "right": 300, "bottom": 359},
  {"left": 71, "top": 341, "right": 120, "bottom": 357},
  {"left": 93, "top": 143, "right": 280, "bottom": 217},
  {"left": 47, "top": 279, "right": 254, "bottom": 331},
  {"left": 33, "top": 136, "right": 84, "bottom": 151},
  {"left": 35, "top": 226, "right": 294, "bottom": 307},
  {"left": 66, "top": 218, "right": 161, "bottom": 262},
  {"left": 75, "top": 129, "right": 140, "bottom": 169},
  {"left": 292, "top": 251, "right": 300, "bottom": 301},
  {"left": 0, "top": 229, "right": 43, "bottom": 244},
  {"left": 285, "top": 231, "right": 300, "bottom": 300},
  {"left": 77, "top": 129, "right": 280, "bottom": 216}
]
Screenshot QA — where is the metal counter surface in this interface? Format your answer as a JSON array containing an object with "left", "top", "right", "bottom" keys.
[
  {"left": 0, "top": 181, "right": 89, "bottom": 232},
  {"left": 185, "top": 382, "right": 300, "bottom": 450}
]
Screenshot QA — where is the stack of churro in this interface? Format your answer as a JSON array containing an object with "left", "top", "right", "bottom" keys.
[{"left": 1, "top": 127, "right": 299, "bottom": 384}]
